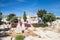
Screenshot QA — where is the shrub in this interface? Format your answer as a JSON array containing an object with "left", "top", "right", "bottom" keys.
[
  {"left": 32, "top": 23, "right": 48, "bottom": 27},
  {"left": 56, "top": 17, "right": 60, "bottom": 19},
  {"left": 11, "top": 22, "right": 18, "bottom": 28},
  {"left": 15, "top": 35, "right": 25, "bottom": 40},
  {"left": 24, "top": 23, "right": 31, "bottom": 27}
]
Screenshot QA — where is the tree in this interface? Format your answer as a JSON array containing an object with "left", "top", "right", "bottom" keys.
[
  {"left": 0, "top": 12, "right": 2, "bottom": 21},
  {"left": 37, "top": 9, "right": 47, "bottom": 19},
  {"left": 42, "top": 14, "right": 48, "bottom": 23},
  {"left": 56, "top": 17, "right": 60, "bottom": 19},
  {"left": 42, "top": 13, "right": 56, "bottom": 23},
  {"left": 10, "top": 16, "right": 18, "bottom": 23},
  {"left": 23, "top": 11, "right": 27, "bottom": 22},
  {"left": 0, "top": 12, "right": 3, "bottom": 25},
  {"left": 7, "top": 13, "right": 16, "bottom": 21}
]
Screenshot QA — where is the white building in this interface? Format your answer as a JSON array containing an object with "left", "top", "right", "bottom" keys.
[{"left": 27, "top": 15, "right": 39, "bottom": 24}]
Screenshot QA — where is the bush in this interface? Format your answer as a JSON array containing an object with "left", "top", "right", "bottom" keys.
[
  {"left": 11, "top": 22, "right": 18, "bottom": 28},
  {"left": 15, "top": 35, "right": 25, "bottom": 40},
  {"left": 32, "top": 23, "right": 48, "bottom": 27},
  {"left": 24, "top": 23, "right": 31, "bottom": 27},
  {"left": 56, "top": 17, "right": 60, "bottom": 19}
]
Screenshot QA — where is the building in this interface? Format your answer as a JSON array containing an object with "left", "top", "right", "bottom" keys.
[{"left": 27, "top": 15, "right": 39, "bottom": 24}]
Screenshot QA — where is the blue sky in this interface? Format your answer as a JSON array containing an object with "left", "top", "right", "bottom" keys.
[{"left": 0, "top": 0, "right": 60, "bottom": 16}]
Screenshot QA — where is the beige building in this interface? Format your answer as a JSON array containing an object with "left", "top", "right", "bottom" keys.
[{"left": 24, "top": 15, "right": 39, "bottom": 24}]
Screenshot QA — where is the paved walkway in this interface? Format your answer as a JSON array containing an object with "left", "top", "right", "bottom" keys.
[{"left": 0, "top": 36, "right": 12, "bottom": 40}]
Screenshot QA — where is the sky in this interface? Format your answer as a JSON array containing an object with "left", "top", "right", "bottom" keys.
[{"left": 0, "top": 0, "right": 60, "bottom": 16}]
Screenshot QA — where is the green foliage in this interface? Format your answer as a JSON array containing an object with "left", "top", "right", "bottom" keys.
[
  {"left": 42, "top": 13, "right": 56, "bottom": 23},
  {"left": 37, "top": 9, "right": 56, "bottom": 23},
  {"left": 56, "top": 17, "right": 60, "bottom": 19},
  {"left": 23, "top": 11, "right": 27, "bottom": 22},
  {"left": 7, "top": 13, "right": 16, "bottom": 21},
  {"left": 10, "top": 16, "right": 18, "bottom": 23},
  {"left": 15, "top": 35, "right": 25, "bottom": 40},
  {"left": 32, "top": 23, "right": 48, "bottom": 27},
  {"left": 42, "top": 14, "right": 48, "bottom": 23},
  {"left": 0, "top": 12, "right": 2, "bottom": 15},
  {"left": 37, "top": 9, "right": 47, "bottom": 19},
  {"left": 0, "top": 12, "right": 2, "bottom": 20}
]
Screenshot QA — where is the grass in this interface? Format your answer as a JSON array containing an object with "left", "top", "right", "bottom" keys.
[{"left": 15, "top": 35, "right": 25, "bottom": 40}]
